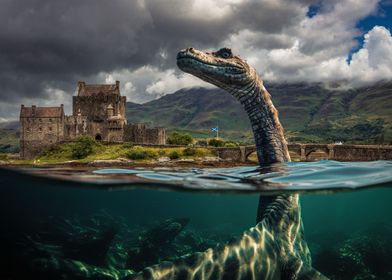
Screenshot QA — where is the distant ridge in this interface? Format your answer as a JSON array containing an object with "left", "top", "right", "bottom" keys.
[
  {"left": 126, "top": 81, "right": 392, "bottom": 143},
  {"left": 0, "top": 81, "right": 391, "bottom": 153}
]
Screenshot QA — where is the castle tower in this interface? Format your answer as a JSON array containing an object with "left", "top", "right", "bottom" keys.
[
  {"left": 72, "top": 81, "right": 126, "bottom": 141},
  {"left": 20, "top": 104, "right": 65, "bottom": 159}
]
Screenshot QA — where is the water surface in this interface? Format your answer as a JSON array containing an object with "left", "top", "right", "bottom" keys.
[{"left": 0, "top": 160, "right": 391, "bottom": 279}]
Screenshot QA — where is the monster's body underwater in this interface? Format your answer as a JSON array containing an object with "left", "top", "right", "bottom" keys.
[{"left": 130, "top": 48, "right": 328, "bottom": 279}]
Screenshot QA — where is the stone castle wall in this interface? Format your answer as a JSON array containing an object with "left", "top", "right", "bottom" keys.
[
  {"left": 20, "top": 114, "right": 65, "bottom": 159},
  {"left": 123, "top": 124, "right": 166, "bottom": 145},
  {"left": 146, "top": 127, "right": 166, "bottom": 145},
  {"left": 20, "top": 81, "right": 166, "bottom": 159},
  {"left": 72, "top": 95, "right": 126, "bottom": 121},
  {"left": 64, "top": 115, "right": 88, "bottom": 140}
]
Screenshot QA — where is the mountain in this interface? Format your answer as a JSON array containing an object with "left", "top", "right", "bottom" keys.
[
  {"left": 0, "top": 81, "right": 390, "bottom": 153},
  {"left": 127, "top": 82, "right": 392, "bottom": 144}
]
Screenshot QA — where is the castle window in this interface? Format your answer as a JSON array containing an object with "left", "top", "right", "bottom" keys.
[
  {"left": 39, "top": 118, "right": 42, "bottom": 122},
  {"left": 49, "top": 118, "right": 53, "bottom": 122},
  {"left": 39, "top": 127, "right": 42, "bottom": 132},
  {"left": 49, "top": 127, "right": 52, "bottom": 131}
]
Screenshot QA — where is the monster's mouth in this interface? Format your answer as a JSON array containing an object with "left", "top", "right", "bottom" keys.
[{"left": 176, "top": 51, "right": 245, "bottom": 74}]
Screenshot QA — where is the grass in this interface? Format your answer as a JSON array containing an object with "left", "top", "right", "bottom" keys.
[{"left": 35, "top": 142, "right": 214, "bottom": 164}]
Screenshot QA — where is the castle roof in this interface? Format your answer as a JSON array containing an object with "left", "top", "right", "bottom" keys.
[
  {"left": 20, "top": 105, "right": 64, "bottom": 118},
  {"left": 77, "top": 81, "right": 120, "bottom": 96}
]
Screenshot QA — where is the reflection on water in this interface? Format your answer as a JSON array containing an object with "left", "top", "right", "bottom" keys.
[{"left": 0, "top": 160, "right": 391, "bottom": 279}]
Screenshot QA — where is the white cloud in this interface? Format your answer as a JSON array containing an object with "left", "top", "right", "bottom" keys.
[
  {"left": 145, "top": 69, "right": 213, "bottom": 97},
  {"left": 350, "top": 25, "right": 392, "bottom": 84},
  {"left": 96, "top": 66, "right": 212, "bottom": 103},
  {"left": 99, "top": 21, "right": 392, "bottom": 102},
  {"left": 216, "top": 0, "right": 391, "bottom": 87}
]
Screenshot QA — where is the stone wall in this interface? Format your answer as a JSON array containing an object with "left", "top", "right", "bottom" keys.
[
  {"left": 72, "top": 95, "right": 126, "bottom": 121},
  {"left": 124, "top": 123, "right": 146, "bottom": 143},
  {"left": 214, "top": 144, "right": 392, "bottom": 162},
  {"left": 20, "top": 116, "right": 64, "bottom": 159},
  {"left": 123, "top": 124, "right": 166, "bottom": 145},
  {"left": 64, "top": 115, "right": 88, "bottom": 140},
  {"left": 145, "top": 128, "right": 166, "bottom": 145}
]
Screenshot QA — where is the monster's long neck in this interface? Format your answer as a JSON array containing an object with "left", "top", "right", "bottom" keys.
[{"left": 229, "top": 76, "right": 290, "bottom": 164}]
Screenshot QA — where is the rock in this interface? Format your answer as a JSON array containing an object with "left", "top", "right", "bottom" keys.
[
  {"left": 157, "top": 156, "right": 170, "bottom": 162},
  {"left": 127, "top": 218, "right": 190, "bottom": 270},
  {"left": 203, "top": 156, "right": 220, "bottom": 162},
  {"left": 87, "top": 159, "right": 132, "bottom": 167},
  {"left": 177, "top": 159, "right": 195, "bottom": 163}
]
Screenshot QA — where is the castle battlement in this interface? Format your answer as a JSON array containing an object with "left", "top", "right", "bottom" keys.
[{"left": 20, "top": 81, "right": 166, "bottom": 159}]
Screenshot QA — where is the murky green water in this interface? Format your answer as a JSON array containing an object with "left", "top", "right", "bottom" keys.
[{"left": 0, "top": 161, "right": 391, "bottom": 279}]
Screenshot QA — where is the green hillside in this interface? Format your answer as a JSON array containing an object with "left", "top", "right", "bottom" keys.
[
  {"left": 1, "top": 81, "right": 390, "bottom": 153},
  {"left": 127, "top": 82, "right": 392, "bottom": 144},
  {"left": 0, "top": 129, "right": 19, "bottom": 153}
]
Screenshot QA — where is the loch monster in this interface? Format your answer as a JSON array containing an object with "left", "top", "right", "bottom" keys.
[{"left": 131, "top": 48, "right": 328, "bottom": 280}]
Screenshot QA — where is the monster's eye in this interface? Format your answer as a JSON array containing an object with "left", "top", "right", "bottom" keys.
[
  {"left": 221, "top": 51, "right": 230, "bottom": 58},
  {"left": 216, "top": 48, "right": 233, "bottom": 59}
]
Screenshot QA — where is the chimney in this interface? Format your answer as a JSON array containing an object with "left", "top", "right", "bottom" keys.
[
  {"left": 77, "top": 81, "right": 85, "bottom": 95},
  {"left": 32, "top": 105, "right": 36, "bottom": 116},
  {"left": 116, "top": 80, "right": 120, "bottom": 88},
  {"left": 21, "top": 104, "right": 24, "bottom": 108}
]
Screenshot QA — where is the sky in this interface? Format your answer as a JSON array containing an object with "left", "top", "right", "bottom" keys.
[{"left": 0, "top": 0, "right": 392, "bottom": 121}]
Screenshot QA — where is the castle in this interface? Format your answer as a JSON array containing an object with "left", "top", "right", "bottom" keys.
[{"left": 19, "top": 81, "right": 166, "bottom": 159}]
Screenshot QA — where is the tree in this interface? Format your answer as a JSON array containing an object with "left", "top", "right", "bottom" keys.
[
  {"left": 208, "top": 138, "right": 225, "bottom": 147},
  {"left": 71, "top": 136, "right": 96, "bottom": 159},
  {"left": 167, "top": 132, "right": 193, "bottom": 145}
]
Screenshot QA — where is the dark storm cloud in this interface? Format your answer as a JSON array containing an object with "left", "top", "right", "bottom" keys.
[{"left": 0, "top": 0, "right": 313, "bottom": 119}]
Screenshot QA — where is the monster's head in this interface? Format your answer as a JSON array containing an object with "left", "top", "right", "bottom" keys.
[{"left": 177, "top": 47, "right": 258, "bottom": 91}]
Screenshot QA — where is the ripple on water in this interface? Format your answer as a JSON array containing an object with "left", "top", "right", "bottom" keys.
[{"left": 1, "top": 160, "right": 391, "bottom": 194}]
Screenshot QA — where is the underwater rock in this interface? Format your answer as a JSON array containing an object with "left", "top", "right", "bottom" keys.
[
  {"left": 2, "top": 213, "right": 241, "bottom": 279},
  {"left": 63, "top": 226, "right": 117, "bottom": 267},
  {"left": 127, "top": 218, "right": 190, "bottom": 271},
  {"left": 28, "top": 257, "right": 135, "bottom": 280},
  {"left": 313, "top": 224, "right": 392, "bottom": 280}
]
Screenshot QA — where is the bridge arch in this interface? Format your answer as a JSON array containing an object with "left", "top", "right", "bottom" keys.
[
  {"left": 305, "top": 148, "right": 329, "bottom": 161},
  {"left": 244, "top": 146, "right": 257, "bottom": 162}
]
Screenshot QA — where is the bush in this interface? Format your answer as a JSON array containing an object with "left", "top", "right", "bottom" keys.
[
  {"left": 167, "top": 132, "right": 193, "bottom": 145},
  {"left": 195, "top": 139, "right": 208, "bottom": 147},
  {"left": 126, "top": 149, "right": 148, "bottom": 160},
  {"left": 123, "top": 142, "right": 134, "bottom": 149},
  {"left": 0, "top": 153, "right": 8, "bottom": 161},
  {"left": 71, "top": 136, "right": 96, "bottom": 159},
  {"left": 208, "top": 138, "right": 225, "bottom": 147},
  {"left": 183, "top": 147, "right": 197, "bottom": 156},
  {"left": 126, "top": 146, "right": 157, "bottom": 160},
  {"left": 169, "top": 150, "right": 180, "bottom": 160},
  {"left": 224, "top": 142, "right": 237, "bottom": 147}
]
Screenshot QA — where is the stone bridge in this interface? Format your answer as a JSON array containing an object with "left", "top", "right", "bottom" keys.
[{"left": 213, "top": 144, "right": 392, "bottom": 162}]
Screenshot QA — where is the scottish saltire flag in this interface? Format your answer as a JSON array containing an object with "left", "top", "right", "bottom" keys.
[{"left": 211, "top": 127, "right": 219, "bottom": 132}]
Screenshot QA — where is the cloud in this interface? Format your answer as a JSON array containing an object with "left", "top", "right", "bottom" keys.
[
  {"left": 0, "top": 0, "right": 391, "bottom": 120},
  {"left": 350, "top": 25, "right": 392, "bottom": 83}
]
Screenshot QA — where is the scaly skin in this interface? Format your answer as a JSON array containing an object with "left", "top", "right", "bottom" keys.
[{"left": 130, "top": 48, "right": 328, "bottom": 279}]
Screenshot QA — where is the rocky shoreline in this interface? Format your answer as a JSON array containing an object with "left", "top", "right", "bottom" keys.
[{"left": 0, "top": 157, "right": 256, "bottom": 169}]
